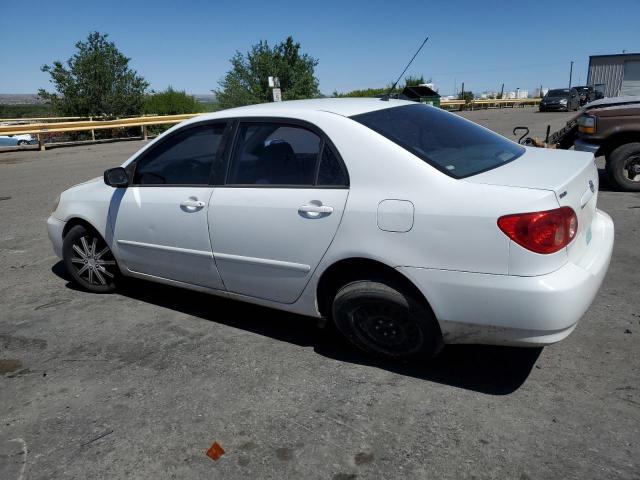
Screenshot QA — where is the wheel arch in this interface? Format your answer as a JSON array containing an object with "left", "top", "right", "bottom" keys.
[
  {"left": 602, "top": 132, "right": 640, "bottom": 159},
  {"left": 62, "top": 217, "right": 103, "bottom": 239},
  {"left": 315, "top": 257, "right": 439, "bottom": 328}
]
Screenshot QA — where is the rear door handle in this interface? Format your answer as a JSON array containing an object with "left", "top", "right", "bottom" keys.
[
  {"left": 180, "top": 199, "right": 206, "bottom": 208},
  {"left": 299, "top": 203, "right": 333, "bottom": 217}
]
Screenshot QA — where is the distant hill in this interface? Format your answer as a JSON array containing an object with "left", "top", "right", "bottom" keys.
[
  {"left": 0, "top": 94, "right": 45, "bottom": 105},
  {"left": 193, "top": 93, "right": 216, "bottom": 103}
]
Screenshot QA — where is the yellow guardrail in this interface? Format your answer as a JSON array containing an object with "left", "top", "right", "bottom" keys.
[
  {"left": 0, "top": 113, "right": 203, "bottom": 150},
  {"left": 0, "top": 116, "right": 90, "bottom": 122},
  {"left": 441, "top": 98, "right": 541, "bottom": 109},
  {"left": 0, "top": 113, "right": 200, "bottom": 136}
]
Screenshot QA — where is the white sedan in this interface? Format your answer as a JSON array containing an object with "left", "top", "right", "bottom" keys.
[{"left": 47, "top": 99, "right": 614, "bottom": 360}]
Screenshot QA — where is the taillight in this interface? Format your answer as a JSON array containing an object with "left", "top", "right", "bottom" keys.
[{"left": 497, "top": 207, "right": 578, "bottom": 254}]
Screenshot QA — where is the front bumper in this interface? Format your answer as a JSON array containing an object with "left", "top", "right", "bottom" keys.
[
  {"left": 398, "top": 209, "right": 614, "bottom": 346},
  {"left": 540, "top": 104, "right": 568, "bottom": 111},
  {"left": 47, "top": 216, "right": 66, "bottom": 259},
  {"left": 574, "top": 138, "right": 602, "bottom": 156}
]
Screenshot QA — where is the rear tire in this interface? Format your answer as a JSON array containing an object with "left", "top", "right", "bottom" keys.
[
  {"left": 332, "top": 280, "right": 441, "bottom": 361},
  {"left": 606, "top": 143, "right": 640, "bottom": 191},
  {"left": 62, "top": 225, "right": 119, "bottom": 293}
]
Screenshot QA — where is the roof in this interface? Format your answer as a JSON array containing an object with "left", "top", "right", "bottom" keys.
[
  {"left": 589, "top": 52, "right": 640, "bottom": 59},
  {"left": 197, "top": 98, "right": 415, "bottom": 120}
]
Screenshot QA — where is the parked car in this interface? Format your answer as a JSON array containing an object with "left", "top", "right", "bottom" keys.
[
  {"left": 574, "top": 85, "right": 594, "bottom": 106},
  {"left": 539, "top": 88, "right": 581, "bottom": 111},
  {"left": 47, "top": 99, "right": 614, "bottom": 360},
  {"left": 0, "top": 133, "right": 35, "bottom": 146},
  {"left": 575, "top": 96, "right": 640, "bottom": 191}
]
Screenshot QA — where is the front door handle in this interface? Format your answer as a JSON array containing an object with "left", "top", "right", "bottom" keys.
[
  {"left": 180, "top": 199, "right": 205, "bottom": 209},
  {"left": 299, "top": 202, "right": 333, "bottom": 218}
]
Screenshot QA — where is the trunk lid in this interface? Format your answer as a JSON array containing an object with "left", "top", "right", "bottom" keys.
[{"left": 465, "top": 147, "right": 598, "bottom": 263}]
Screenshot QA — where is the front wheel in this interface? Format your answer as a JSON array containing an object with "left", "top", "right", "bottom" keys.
[
  {"left": 17, "top": 140, "right": 28, "bottom": 146},
  {"left": 332, "top": 280, "right": 441, "bottom": 361},
  {"left": 606, "top": 143, "right": 640, "bottom": 191},
  {"left": 62, "top": 225, "right": 119, "bottom": 292}
]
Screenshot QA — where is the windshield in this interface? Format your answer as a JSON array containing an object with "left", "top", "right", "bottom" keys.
[
  {"left": 351, "top": 104, "right": 524, "bottom": 179},
  {"left": 547, "top": 89, "right": 569, "bottom": 97}
]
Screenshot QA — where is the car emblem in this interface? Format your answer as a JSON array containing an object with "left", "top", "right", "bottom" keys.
[{"left": 589, "top": 180, "right": 595, "bottom": 193}]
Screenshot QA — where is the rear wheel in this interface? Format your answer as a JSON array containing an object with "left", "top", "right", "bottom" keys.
[
  {"left": 62, "top": 225, "right": 119, "bottom": 292},
  {"left": 17, "top": 140, "right": 28, "bottom": 146},
  {"left": 606, "top": 143, "right": 640, "bottom": 191},
  {"left": 332, "top": 280, "right": 441, "bottom": 361}
]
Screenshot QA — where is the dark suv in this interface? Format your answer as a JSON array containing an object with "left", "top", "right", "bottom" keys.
[
  {"left": 540, "top": 88, "right": 580, "bottom": 112},
  {"left": 573, "top": 86, "right": 594, "bottom": 106}
]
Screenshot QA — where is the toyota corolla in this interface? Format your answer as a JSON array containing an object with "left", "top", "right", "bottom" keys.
[{"left": 47, "top": 99, "right": 614, "bottom": 360}]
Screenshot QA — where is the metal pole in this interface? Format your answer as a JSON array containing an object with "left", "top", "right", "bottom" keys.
[{"left": 569, "top": 61, "right": 574, "bottom": 89}]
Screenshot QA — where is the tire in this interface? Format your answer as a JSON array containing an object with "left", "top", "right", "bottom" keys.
[
  {"left": 332, "top": 280, "right": 441, "bottom": 361},
  {"left": 17, "top": 140, "right": 27, "bottom": 146},
  {"left": 606, "top": 143, "right": 640, "bottom": 192},
  {"left": 62, "top": 225, "right": 119, "bottom": 292}
]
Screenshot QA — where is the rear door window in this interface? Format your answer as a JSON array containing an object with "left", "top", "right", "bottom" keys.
[
  {"left": 351, "top": 104, "right": 524, "bottom": 178},
  {"left": 227, "top": 122, "right": 348, "bottom": 187}
]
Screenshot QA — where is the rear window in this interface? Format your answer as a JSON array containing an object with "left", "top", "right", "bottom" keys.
[{"left": 351, "top": 104, "right": 524, "bottom": 178}]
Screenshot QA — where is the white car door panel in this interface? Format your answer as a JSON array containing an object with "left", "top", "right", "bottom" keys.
[
  {"left": 209, "top": 120, "right": 349, "bottom": 303},
  {"left": 110, "top": 122, "right": 228, "bottom": 289},
  {"left": 209, "top": 188, "right": 348, "bottom": 302},
  {"left": 112, "top": 186, "right": 224, "bottom": 289}
]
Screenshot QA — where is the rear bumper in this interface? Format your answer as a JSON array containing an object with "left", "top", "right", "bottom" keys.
[
  {"left": 574, "top": 138, "right": 602, "bottom": 156},
  {"left": 47, "top": 216, "right": 66, "bottom": 259},
  {"left": 398, "top": 209, "right": 614, "bottom": 346}
]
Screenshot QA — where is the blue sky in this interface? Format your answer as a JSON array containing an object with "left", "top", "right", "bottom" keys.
[{"left": 1, "top": 0, "right": 638, "bottom": 96}]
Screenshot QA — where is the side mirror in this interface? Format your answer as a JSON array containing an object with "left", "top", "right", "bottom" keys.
[{"left": 104, "top": 167, "right": 129, "bottom": 188}]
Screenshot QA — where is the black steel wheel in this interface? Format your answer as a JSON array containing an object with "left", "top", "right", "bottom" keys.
[
  {"left": 332, "top": 280, "right": 441, "bottom": 361},
  {"left": 62, "top": 225, "right": 119, "bottom": 292},
  {"left": 606, "top": 143, "right": 640, "bottom": 192}
]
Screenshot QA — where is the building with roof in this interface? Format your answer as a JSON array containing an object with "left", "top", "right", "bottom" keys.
[{"left": 587, "top": 53, "right": 640, "bottom": 97}]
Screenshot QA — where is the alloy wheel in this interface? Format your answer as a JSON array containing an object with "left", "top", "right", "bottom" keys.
[{"left": 69, "top": 235, "right": 117, "bottom": 286}]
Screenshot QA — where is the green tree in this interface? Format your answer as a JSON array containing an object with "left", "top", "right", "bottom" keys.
[
  {"left": 215, "top": 36, "right": 319, "bottom": 109},
  {"left": 404, "top": 75, "right": 425, "bottom": 87},
  {"left": 144, "top": 87, "right": 202, "bottom": 115},
  {"left": 38, "top": 32, "right": 149, "bottom": 116}
]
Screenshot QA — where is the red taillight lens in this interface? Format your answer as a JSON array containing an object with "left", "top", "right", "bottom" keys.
[{"left": 497, "top": 207, "right": 578, "bottom": 254}]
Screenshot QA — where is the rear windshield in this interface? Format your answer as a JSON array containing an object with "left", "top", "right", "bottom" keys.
[
  {"left": 547, "top": 89, "right": 569, "bottom": 96},
  {"left": 351, "top": 104, "right": 524, "bottom": 179}
]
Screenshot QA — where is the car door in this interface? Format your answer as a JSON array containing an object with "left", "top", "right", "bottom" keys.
[
  {"left": 110, "top": 121, "right": 229, "bottom": 289},
  {"left": 209, "top": 120, "right": 349, "bottom": 303}
]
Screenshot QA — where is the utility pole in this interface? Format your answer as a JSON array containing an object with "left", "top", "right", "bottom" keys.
[{"left": 569, "top": 61, "right": 574, "bottom": 89}]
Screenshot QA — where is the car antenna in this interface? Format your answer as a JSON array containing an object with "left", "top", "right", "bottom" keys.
[{"left": 381, "top": 35, "right": 430, "bottom": 101}]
